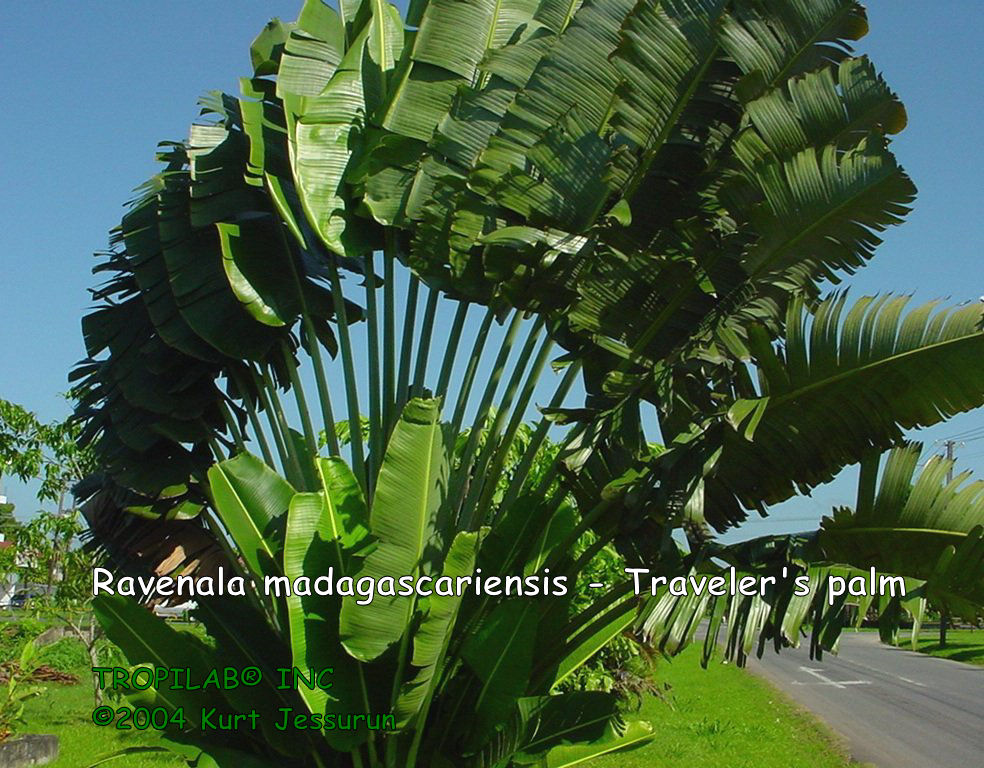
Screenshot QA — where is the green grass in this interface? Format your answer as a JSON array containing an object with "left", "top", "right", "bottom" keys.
[
  {"left": 21, "top": 682, "right": 182, "bottom": 768},
  {"left": 15, "top": 638, "right": 857, "bottom": 768},
  {"left": 898, "top": 629, "right": 984, "bottom": 666},
  {"left": 592, "top": 646, "right": 859, "bottom": 768}
]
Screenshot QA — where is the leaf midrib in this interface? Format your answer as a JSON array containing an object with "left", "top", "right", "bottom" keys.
[
  {"left": 213, "top": 463, "right": 280, "bottom": 575},
  {"left": 474, "top": 602, "right": 532, "bottom": 711},
  {"left": 760, "top": 329, "right": 981, "bottom": 411},
  {"left": 823, "top": 526, "right": 971, "bottom": 538}
]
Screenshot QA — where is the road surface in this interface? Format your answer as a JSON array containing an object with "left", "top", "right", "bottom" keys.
[{"left": 746, "top": 631, "right": 984, "bottom": 768}]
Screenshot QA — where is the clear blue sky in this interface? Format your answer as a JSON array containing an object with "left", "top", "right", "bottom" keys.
[{"left": 0, "top": 1, "right": 981, "bottom": 534}]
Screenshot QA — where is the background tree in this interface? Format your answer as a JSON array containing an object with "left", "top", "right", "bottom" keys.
[
  {"left": 0, "top": 396, "right": 94, "bottom": 605},
  {"left": 0, "top": 501, "right": 19, "bottom": 541},
  {"left": 0, "top": 398, "right": 92, "bottom": 515},
  {"left": 11, "top": 509, "right": 107, "bottom": 706},
  {"left": 0, "top": 402, "right": 104, "bottom": 703}
]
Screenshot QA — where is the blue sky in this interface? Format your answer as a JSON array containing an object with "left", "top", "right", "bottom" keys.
[{"left": 0, "top": 1, "right": 982, "bottom": 534}]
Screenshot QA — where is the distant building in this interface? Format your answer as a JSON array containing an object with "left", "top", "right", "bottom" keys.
[
  {"left": 0, "top": 532, "right": 17, "bottom": 608},
  {"left": 0, "top": 493, "right": 15, "bottom": 606}
]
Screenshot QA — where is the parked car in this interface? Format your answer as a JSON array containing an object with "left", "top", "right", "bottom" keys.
[
  {"left": 152, "top": 601, "right": 197, "bottom": 620},
  {"left": 9, "top": 590, "right": 46, "bottom": 609}
]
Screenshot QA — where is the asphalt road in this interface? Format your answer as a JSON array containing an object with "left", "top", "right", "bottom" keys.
[{"left": 746, "top": 631, "right": 984, "bottom": 768}]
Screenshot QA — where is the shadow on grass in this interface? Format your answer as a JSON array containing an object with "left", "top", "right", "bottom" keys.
[
  {"left": 913, "top": 646, "right": 984, "bottom": 664},
  {"left": 901, "top": 631, "right": 984, "bottom": 667}
]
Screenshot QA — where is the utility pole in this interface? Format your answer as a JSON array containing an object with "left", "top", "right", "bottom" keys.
[{"left": 940, "top": 440, "right": 956, "bottom": 648}]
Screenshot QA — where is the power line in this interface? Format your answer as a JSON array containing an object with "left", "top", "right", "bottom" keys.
[{"left": 934, "top": 425, "right": 984, "bottom": 443}]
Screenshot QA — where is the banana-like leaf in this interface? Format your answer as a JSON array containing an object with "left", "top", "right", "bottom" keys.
[
  {"left": 738, "top": 136, "right": 915, "bottom": 285},
  {"left": 925, "top": 529, "right": 984, "bottom": 614},
  {"left": 395, "top": 529, "right": 482, "bottom": 727},
  {"left": 481, "top": 493, "right": 577, "bottom": 577},
  {"left": 406, "top": 0, "right": 615, "bottom": 273},
  {"left": 120, "top": 183, "right": 220, "bottom": 362},
  {"left": 486, "top": 693, "right": 653, "bottom": 768},
  {"left": 166, "top": 137, "right": 282, "bottom": 361},
  {"left": 288, "top": 13, "right": 383, "bottom": 255},
  {"left": 191, "top": 593, "right": 317, "bottom": 756},
  {"left": 636, "top": 556, "right": 922, "bottom": 666},
  {"left": 284, "top": 482, "right": 370, "bottom": 749},
  {"left": 363, "top": 0, "right": 545, "bottom": 228},
  {"left": 381, "top": 0, "right": 538, "bottom": 141},
  {"left": 720, "top": 0, "right": 867, "bottom": 86},
  {"left": 539, "top": 721, "right": 654, "bottom": 767},
  {"left": 462, "top": 599, "right": 540, "bottom": 744},
  {"left": 92, "top": 594, "right": 225, "bottom": 730},
  {"left": 276, "top": 0, "right": 345, "bottom": 101},
  {"left": 340, "top": 398, "right": 450, "bottom": 661},
  {"left": 541, "top": 592, "right": 637, "bottom": 691},
  {"left": 208, "top": 452, "right": 295, "bottom": 580},
  {"left": 463, "top": 0, "right": 635, "bottom": 226},
  {"left": 318, "top": 455, "right": 372, "bottom": 547},
  {"left": 702, "top": 295, "right": 984, "bottom": 523},
  {"left": 738, "top": 56, "right": 906, "bottom": 164},
  {"left": 643, "top": 445, "right": 984, "bottom": 663},
  {"left": 611, "top": 0, "right": 728, "bottom": 163},
  {"left": 820, "top": 443, "right": 984, "bottom": 612},
  {"left": 249, "top": 18, "right": 292, "bottom": 77},
  {"left": 217, "top": 220, "right": 296, "bottom": 327}
]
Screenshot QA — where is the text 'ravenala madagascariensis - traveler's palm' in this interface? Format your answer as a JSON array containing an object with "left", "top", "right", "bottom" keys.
[{"left": 73, "top": 1, "right": 984, "bottom": 767}]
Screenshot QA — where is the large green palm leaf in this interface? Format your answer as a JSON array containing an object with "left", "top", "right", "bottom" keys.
[
  {"left": 707, "top": 295, "right": 984, "bottom": 521},
  {"left": 820, "top": 444, "right": 984, "bottom": 613}
]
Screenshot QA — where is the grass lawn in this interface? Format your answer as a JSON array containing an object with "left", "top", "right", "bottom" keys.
[
  {"left": 897, "top": 629, "right": 984, "bottom": 666},
  {"left": 592, "top": 646, "right": 860, "bottom": 768},
  {"left": 16, "top": 641, "right": 857, "bottom": 767},
  {"left": 21, "top": 680, "right": 182, "bottom": 767}
]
